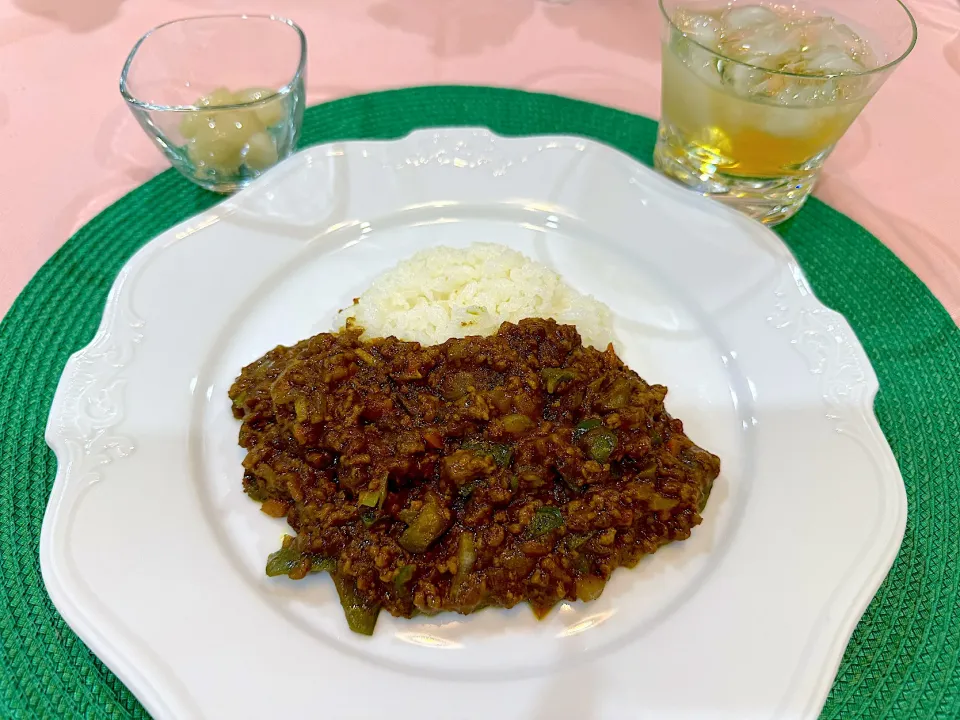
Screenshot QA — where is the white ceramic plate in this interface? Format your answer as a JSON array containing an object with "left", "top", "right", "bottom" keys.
[{"left": 42, "top": 129, "right": 905, "bottom": 720}]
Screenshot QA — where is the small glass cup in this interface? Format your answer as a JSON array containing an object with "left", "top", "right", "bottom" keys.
[
  {"left": 654, "top": 0, "right": 916, "bottom": 225},
  {"left": 120, "top": 15, "right": 306, "bottom": 193}
]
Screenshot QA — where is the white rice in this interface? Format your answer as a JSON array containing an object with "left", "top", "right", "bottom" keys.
[{"left": 337, "top": 243, "right": 614, "bottom": 348}]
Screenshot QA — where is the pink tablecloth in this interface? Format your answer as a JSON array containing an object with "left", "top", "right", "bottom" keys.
[{"left": 1, "top": 0, "right": 957, "bottom": 321}]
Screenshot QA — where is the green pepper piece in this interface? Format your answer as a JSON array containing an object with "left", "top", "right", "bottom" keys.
[
  {"left": 394, "top": 564, "right": 416, "bottom": 592},
  {"left": 265, "top": 543, "right": 302, "bottom": 577},
  {"left": 309, "top": 557, "right": 336, "bottom": 574},
  {"left": 267, "top": 542, "right": 334, "bottom": 578},
  {"left": 572, "top": 418, "right": 602, "bottom": 443},
  {"left": 461, "top": 440, "right": 513, "bottom": 468},
  {"left": 526, "top": 506, "right": 564, "bottom": 538},
  {"left": 331, "top": 573, "right": 380, "bottom": 636},
  {"left": 244, "top": 481, "right": 267, "bottom": 502},
  {"left": 565, "top": 533, "right": 590, "bottom": 551},
  {"left": 459, "top": 479, "right": 478, "bottom": 500},
  {"left": 488, "top": 443, "right": 513, "bottom": 467},
  {"left": 399, "top": 499, "right": 450, "bottom": 553},
  {"left": 541, "top": 368, "right": 578, "bottom": 394},
  {"left": 699, "top": 478, "right": 714, "bottom": 513},
  {"left": 584, "top": 427, "right": 617, "bottom": 463},
  {"left": 637, "top": 462, "right": 657, "bottom": 481}
]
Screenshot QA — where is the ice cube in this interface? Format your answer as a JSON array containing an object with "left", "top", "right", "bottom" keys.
[
  {"left": 775, "top": 79, "right": 836, "bottom": 107},
  {"left": 722, "top": 4, "right": 779, "bottom": 32},
  {"left": 691, "top": 47, "right": 726, "bottom": 89},
  {"left": 803, "top": 46, "right": 863, "bottom": 75},
  {"left": 736, "top": 21, "right": 806, "bottom": 64},
  {"left": 675, "top": 10, "right": 723, "bottom": 50},
  {"left": 762, "top": 104, "right": 827, "bottom": 137},
  {"left": 817, "top": 21, "right": 868, "bottom": 55},
  {"left": 720, "top": 57, "right": 770, "bottom": 97}
]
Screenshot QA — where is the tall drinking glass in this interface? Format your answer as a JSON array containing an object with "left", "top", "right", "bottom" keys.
[{"left": 654, "top": 0, "right": 917, "bottom": 225}]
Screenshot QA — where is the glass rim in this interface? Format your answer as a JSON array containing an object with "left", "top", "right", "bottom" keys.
[
  {"left": 658, "top": 0, "right": 918, "bottom": 80},
  {"left": 119, "top": 14, "right": 307, "bottom": 113}
]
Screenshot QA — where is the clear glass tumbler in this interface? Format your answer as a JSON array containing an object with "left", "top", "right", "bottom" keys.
[
  {"left": 120, "top": 15, "right": 306, "bottom": 193},
  {"left": 654, "top": 0, "right": 916, "bottom": 225}
]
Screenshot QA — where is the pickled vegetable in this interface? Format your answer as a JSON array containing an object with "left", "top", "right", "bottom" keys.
[
  {"left": 179, "top": 86, "right": 284, "bottom": 178},
  {"left": 501, "top": 413, "right": 535, "bottom": 435},
  {"left": 399, "top": 498, "right": 450, "bottom": 553},
  {"left": 576, "top": 576, "right": 606, "bottom": 602}
]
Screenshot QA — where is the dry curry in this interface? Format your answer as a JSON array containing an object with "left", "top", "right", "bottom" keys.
[{"left": 229, "top": 318, "right": 720, "bottom": 634}]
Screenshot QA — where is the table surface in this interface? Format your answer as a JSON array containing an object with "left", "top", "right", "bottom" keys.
[{"left": 1, "top": 0, "right": 957, "bottom": 322}]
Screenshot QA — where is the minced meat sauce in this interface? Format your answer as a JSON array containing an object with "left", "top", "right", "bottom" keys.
[{"left": 229, "top": 318, "right": 720, "bottom": 634}]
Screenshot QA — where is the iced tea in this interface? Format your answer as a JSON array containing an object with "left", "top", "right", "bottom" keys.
[{"left": 654, "top": 0, "right": 916, "bottom": 224}]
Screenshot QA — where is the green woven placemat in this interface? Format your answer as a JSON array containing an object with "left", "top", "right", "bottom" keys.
[{"left": 1, "top": 86, "right": 958, "bottom": 719}]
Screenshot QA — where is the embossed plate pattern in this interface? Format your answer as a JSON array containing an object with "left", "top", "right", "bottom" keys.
[{"left": 41, "top": 130, "right": 905, "bottom": 720}]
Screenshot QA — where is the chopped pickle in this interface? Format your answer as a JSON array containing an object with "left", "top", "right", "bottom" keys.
[
  {"left": 451, "top": 531, "right": 477, "bottom": 597},
  {"left": 576, "top": 576, "right": 606, "bottom": 602},
  {"left": 354, "top": 348, "right": 377, "bottom": 366},
  {"left": 260, "top": 498, "right": 288, "bottom": 518},
  {"left": 399, "top": 498, "right": 450, "bottom": 553},
  {"left": 358, "top": 491, "right": 380, "bottom": 508},
  {"left": 358, "top": 473, "right": 388, "bottom": 509},
  {"left": 294, "top": 397, "right": 309, "bottom": 423},
  {"left": 501, "top": 414, "right": 535, "bottom": 435},
  {"left": 600, "top": 378, "right": 633, "bottom": 410}
]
